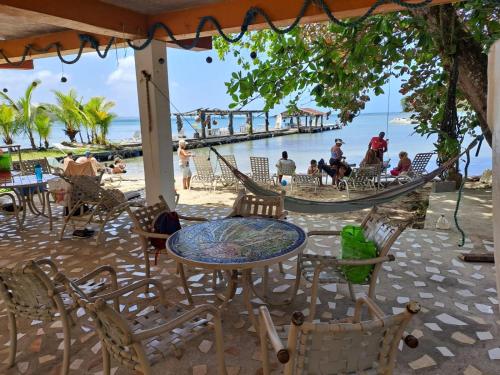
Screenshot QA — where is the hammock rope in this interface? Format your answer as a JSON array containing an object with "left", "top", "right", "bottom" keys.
[{"left": 210, "top": 136, "right": 481, "bottom": 214}]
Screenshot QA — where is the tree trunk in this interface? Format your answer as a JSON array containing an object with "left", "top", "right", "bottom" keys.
[
  {"left": 27, "top": 129, "right": 36, "bottom": 149},
  {"left": 44, "top": 138, "right": 49, "bottom": 149},
  {"left": 411, "top": 4, "right": 491, "bottom": 147}
]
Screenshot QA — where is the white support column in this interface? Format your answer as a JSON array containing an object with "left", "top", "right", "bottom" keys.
[
  {"left": 487, "top": 39, "right": 500, "bottom": 310},
  {"left": 134, "top": 40, "right": 176, "bottom": 207}
]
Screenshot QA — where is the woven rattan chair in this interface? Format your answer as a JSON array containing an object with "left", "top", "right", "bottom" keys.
[
  {"left": 0, "top": 259, "right": 118, "bottom": 375},
  {"left": 217, "top": 154, "right": 240, "bottom": 191},
  {"left": 127, "top": 195, "right": 206, "bottom": 299},
  {"left": 191, "top": 155, "right": 221, "bottom": 191},
  {"left": 299, "top": 207, "right": 409, "bottom": 317},
  {"left": 0, "top": 190, "right": 21, "bottom": 228},
  {"left": 19, "top": 157, "right": 52, "bottom": 175},
  {"left": 250, "top": 156, "right": 275, "bottom": 186},
  {"left": 58, "top": 274, "right": 227, "bottom": 375},
  {"left": 258, "top": 297, "right": 420, "bottom": 375},
  {"left": 60, "top": 173, "right": 141, "bottom": 243}
]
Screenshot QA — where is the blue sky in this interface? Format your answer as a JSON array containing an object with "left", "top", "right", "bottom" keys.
[{"left": 0, "top": 47, "right": 405, "bottom": 117}]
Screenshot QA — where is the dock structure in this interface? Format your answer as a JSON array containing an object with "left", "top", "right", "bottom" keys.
[{"left": 280, "top": 107, "right": 339, "bottom": 132}]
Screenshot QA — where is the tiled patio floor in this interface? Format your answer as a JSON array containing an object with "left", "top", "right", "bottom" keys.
[{"left": 0, "top": 202, "right": 498, "bottom": 374}]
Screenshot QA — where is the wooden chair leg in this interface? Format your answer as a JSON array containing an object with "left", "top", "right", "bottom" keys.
[
  {"left": 178, "top": 263, "right": 194, "bottom": 305},
  {"left": 141, "top": 239, "right": 151, "bottom": 293},
  {"left": 102, "top": 348, "right": 111, "bottom": 375},
  {"left": 278, "top": 262, "right": 285, "bottom": 274},
  {"left": 7, "top": 312, "right": 16, "bottom": 367},
  {"left": 263, "top": 266, "right": 269, "bottom": 299},
  {"left": 213, "top": 311, "right": 227, "bottom": 375}
]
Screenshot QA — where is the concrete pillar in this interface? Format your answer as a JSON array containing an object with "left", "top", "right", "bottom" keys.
[
  {"left": 228, "top": 112, "right": 234, "bottom": 135},
  {"left": 487, "top": 39, "right": 500, "bottom": 310},
  {"left": 134, "top": 40, "right": 176, "bottom": 207}
]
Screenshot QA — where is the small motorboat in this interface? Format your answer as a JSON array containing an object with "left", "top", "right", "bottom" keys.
[{"left": 390, "top": 117, "right": 418, "bottom": 125}]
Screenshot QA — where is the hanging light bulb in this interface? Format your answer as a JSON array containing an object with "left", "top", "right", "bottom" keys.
[
  {"left": 32, "top": 81, "right": 38, "bottom": 87},
  {"left": 2, "top": 88, "right": 7, "bottom": 93},
  {"left": 60, "top": 76, "right": 67, "bottom": 83},
  {"left": 206, "top": 56, "right": 213, "bottom": 64},
  {"left": 250, "top": 51, "right": 257, "bottom": 59}
]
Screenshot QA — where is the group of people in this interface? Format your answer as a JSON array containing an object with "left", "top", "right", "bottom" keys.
[
  {"left": 276, "top": 131, "right": 412, "bottom": 187},
  {"left": 62, "top": 151, "right": 127, "bottom": 175}
]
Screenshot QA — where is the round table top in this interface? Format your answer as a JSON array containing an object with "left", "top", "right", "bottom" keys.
[
  {"left": 167, "top": 217, "right": 307, "bottom": 270},
  {"left": 0, "top": 174, "right": 57, "bottom": 188}
]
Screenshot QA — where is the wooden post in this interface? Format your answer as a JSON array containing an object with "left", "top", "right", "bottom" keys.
[
  {"left": 487, "top": 39, "right": 500, "bottom": 311},
  {"left": 228, "top": 112, "right": 234, "bottom": 135},
  {"left": 315, "top": 116, "right": 319, "bottom": 128},
  {"left": 248, "top": 113, "right": 253, "bottom": 134},
  {"left": 200, "top": 111, "right": 206, "bottom": 139},
  {"left": 321, "top": 115, "right": 324, "bottom": 130},
  {"left": 134, "top": 40, "right": 176, "bottom": 207},
  {"left": 265, "top": 111, "right": 269, "bottom": 132}
]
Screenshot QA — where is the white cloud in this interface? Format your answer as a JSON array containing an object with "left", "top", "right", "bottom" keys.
[{"left": 106, "top": 55, "right": 136, "bottom": 85}]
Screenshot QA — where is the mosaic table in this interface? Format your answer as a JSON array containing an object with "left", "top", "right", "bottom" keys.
[
  {"left": 0, "top": 174, "right": 56, "bottom": 230},
  {"left": 167, "top": 217, "right": 307, "bottom": 329}
]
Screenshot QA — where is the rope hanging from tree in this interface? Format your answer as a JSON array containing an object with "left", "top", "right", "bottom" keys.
[{"left": 0, "top": 0, "right": 432, "bottom": 67}]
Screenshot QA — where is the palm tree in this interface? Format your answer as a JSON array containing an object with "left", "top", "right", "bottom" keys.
[
  {"left": 33, "top": 109, "right": 53, "bottom": 149},
  {"left": 46, "top": 89, "right": 84, "bottom": 143},
  {"left": 0, "top": 104, "right": 18, "bottom": 145},
  {"left": 83, "top": 97, "right": 117, "bottom": 145},
  {"left": 0, "top": 80, "right": 40, "bottom": 149}
]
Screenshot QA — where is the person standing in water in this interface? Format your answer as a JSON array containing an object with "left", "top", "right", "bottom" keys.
[
  {"left": 368, "top": 131, "right": 388, "bottom": 161},
  {"left": 178, "top": 140, "right": 193, "bottom": 189}
]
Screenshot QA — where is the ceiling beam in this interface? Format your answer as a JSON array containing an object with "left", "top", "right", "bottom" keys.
[
  {"left": 0, "top": 60, "right": 33, "bottom": 70},
  {"left": 0, "top": 0, "right": 148, "bottom": 39}
]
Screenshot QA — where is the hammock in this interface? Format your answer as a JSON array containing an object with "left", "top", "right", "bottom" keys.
[{"left": 210, "top": 137, "right": 481, "bottom": 214}]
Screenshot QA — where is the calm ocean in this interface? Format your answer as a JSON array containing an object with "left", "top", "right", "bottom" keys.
[{"left": 18, "top": 112, "right": 492, "bottom": 177}]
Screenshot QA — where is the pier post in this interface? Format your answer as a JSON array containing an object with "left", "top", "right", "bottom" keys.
[
  {"left": 487, "top": 39, "right": 500, "bottom": 311},
  {"left": 265, "top": 111, "right": 269, "bottom": 132},
  {"left": 200, "top": 111, "right": 206, "bottom": 139},
  {"left": 321, "top": 116, "right": 324, "bottom": 130},
  {"left": 228, "top": 112, "right": 234, "bottom": 135},
  {"left": 134, "top": 40, "right": 176, "bottom": 207},
  {"left": 247, "top": 113, "right": 253, "bottom": 134}
]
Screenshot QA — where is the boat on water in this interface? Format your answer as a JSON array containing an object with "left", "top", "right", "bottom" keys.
[{"left": 390, "top": 117, "right": 418, "bottom": 125}]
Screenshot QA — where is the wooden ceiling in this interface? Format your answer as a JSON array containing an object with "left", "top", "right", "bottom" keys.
[{"left": 0, "top": 0, "right": 453, "bottom": 64}]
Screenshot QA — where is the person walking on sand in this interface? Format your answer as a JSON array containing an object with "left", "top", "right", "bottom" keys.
[
  {"left": 178, "top": 140, "right": 193, "bottom": 189},
  {"left": 368, "top": 131, "right": 388, "bottom": 161}
]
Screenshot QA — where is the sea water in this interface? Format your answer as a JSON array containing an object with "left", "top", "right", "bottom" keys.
[{"left": 16, "top": 112, "right": 492, "bottom": 177}]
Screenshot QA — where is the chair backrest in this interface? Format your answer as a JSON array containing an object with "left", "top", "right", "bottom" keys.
[
  {"left": 193, "top": 156, "right": 216, "bottom": 181},
  {"left": 250, "top": 156, "right": 271, "bottom": 183},
  {"left": 20, "top": 158, "right": 51, "bottom": 175},
  {"left": 63, "top": 174, "right": 104, "bottom": 206},
  {"left": 218, "top": 155, "right": 238, "bottom": 183},
  {"left": 361, "top": 208, "right": 408, "bottom": 257},
  {"left": 410, "top": 153, "right": 434, "bottom": 175},
  {"left": 230, "top": 190, "right": 285, "bottom": 218},
  {"left": 288, "top": 303, "right": 419, "bottom": 374},
  {"left": 277, "top": 161, "right": 296, "bottom": 176},
  {"left": 64, "top": 160, "right": 98, "bottom": 176},
  {"left": 0, "top": 261, "right": 59, "bottom": 321},
  {"left": 128, "top": 195, "right": 171, "bottom": 233}
]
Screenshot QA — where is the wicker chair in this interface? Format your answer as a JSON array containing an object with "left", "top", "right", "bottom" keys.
[
  {"left": 191, "top": 155, "right": 221, "bottom": 191},
  {"left": 58, "top": 274, "right": 227, "bottom": 375},
  {"left": 60, "top": 173, "right": 141, "bottom": 243},
  {"left": 300, "top": 207, "right": 409, "bottom": 318},
  {"left": 0, "top": 259, "right": 118, "bottom": 375},
  {"left": 250, "top": 156, "right": 275, "bottom": 186},
  {"left": 217, "top": 154, "right": 240, "bottom": 191},
  {"left": 19, "top": 157, "right": 52, "bottom": 175},
  {"left": 0, "top": 190, "right": 21, "bottom": 229},
  {"left": 258, "top": 297, "right": 420, "bottom": 375},
  {"left": 127, "top": 195, "right": 206, "bottom": 299}
]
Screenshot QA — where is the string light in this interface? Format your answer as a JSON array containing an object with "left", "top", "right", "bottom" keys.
[
  {"left": 0, "top": 0, "right": 432, "bottom": 67},
  {"left": 250, "top": 51, "right": 257, "bottom": 59},
  {"left": 206, "top": 56, "right": 213, "bottom": 64},
  {"left": 2, "top": 88, "right": 7, "bottom": 93}
]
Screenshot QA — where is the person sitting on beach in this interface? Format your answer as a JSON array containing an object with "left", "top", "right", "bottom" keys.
[
  {"left": 275, "top": 151, "right": 296, "bottom": 183},
  {"left": 307, "top": 159, "right": 320, "bottom": 176},
  {"left": 76, "top": 151, "right": 102, "bottom": 171},
  {"left": 368, "top": 132, "right": 388, "bottom": 161},
  {"left": 390, "top": 151, "right": 412, "bottom": 176},
  {"left": 360, "top": 149, "right": 381, "bottom": 167},
  {"left": 330, "top": 139, "right": 344, "bottom": 161},
  {"left": 62, "top": 152, "right": 74, "bottom": 170},
  {"left": 178, "top": 140, "right": 193, "bottom": 189},
  {"left": 111, "top": 157, "right": 127, "bottom": 174}
]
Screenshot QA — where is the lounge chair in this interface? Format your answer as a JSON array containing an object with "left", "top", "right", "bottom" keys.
[
  {"left": 394, "top": 152, "right": 434, "bottom": 184},
  {"left": 346, "top": 164, "right": 381, "bottom": 191},
  {"left": 250, "top": 156, "right": 275, "bottom": 186},
  {"left": 217, "top": 154, "right": 240, "bottom": 191},
  {"left": 59, "top": 272, "right": 227, "bottom": 375},
  {"left": 275, "top": 162, "right": 296, "bottom": 185},
  {"left": 0, "top": 259, "right": 118, "bottom": 375},
  {"left": 258, "top": 298, "right": 420, "bottom": 375},
  {"left": 291, "top": 174, "right": 321, "bottom": 193},
  {"left": 191, "top": 155, "right": 221, "bottom": 191},
  {"left": 296, "top": 207, "right": 409, "bottom": 316}
]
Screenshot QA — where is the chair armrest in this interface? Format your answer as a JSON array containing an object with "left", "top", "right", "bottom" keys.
[
  {"left": 133, "top": 304, "right": 219, "bottom": 342},
  {"left": 35, "top": 258, "right": 59, "bottom": 276},
  {"left": 259, "top": 306, "right": 289, "bottom": 364},
  {"left": 131, "top": 227, "right": 170, "bottom": 239},
  {"left": 74, "top": 265, "right": 118, "bottom": 290},
  {"left": 178, "top": 214, "right": 208, "bottom": 222},
  {"left": 303, "top": 253, "right": 395, "bottom": 267},
  {"left": 307, "top": 230, "right": 341, "bottom": 237},
  {"left": 96, "top": 278, "right": 166, "bottom": 304},
  {"left": 353, "top": 296, "right": 385, "bottom": 323}
]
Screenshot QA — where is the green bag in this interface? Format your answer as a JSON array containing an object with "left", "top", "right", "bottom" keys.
[
  {"left": 340, "top": 225, "right": 378, "bottom": 284},
  {"left": 0, "top": 152, "right": 12, "bottom": 172}
]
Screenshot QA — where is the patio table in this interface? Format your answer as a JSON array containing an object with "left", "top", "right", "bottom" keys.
[
  {"left": 0, "top": 174, "right": 56, "bottom": 230},
  {"left": 167, "top": 217, "right": 307, "bottom": 330}
]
